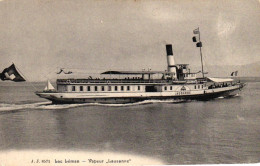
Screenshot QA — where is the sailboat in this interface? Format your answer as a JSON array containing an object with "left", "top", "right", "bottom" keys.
[{"left": 44, "top": 80, "right": 55, "bottom": 92}]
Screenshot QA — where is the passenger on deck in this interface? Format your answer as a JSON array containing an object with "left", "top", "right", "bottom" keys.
[
  {"left": 161, "top": 75, "right": 165, "bottom": 80},
  {"left": 212, "top": 84, "right": 216, "bottom": 88}
]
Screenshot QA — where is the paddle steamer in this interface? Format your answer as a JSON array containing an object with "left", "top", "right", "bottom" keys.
[
  {"left": 36, "top": 44, "right": 245, "bottom": 104},
  {"left": 36, "top": 29, "right": 245, "bottom": 104}
]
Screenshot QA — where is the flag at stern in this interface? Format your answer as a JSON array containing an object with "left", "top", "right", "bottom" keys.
[{"left": 193, "top": 28, "right": 200, "bottom": 34}]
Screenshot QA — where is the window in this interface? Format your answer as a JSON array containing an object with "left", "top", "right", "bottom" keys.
[
  {"left": 72, "top": 86, "right": 76, "bottom": 91},
  {"left": 101, "top": 86, "right": 104, "bottom": 91},
  {"left": 80, "top": 86, "right": 83, "bottom": 91},
  {"left": 194, "top": 85, "right": 196, "bottom": 89},
  {"left": 198, "top": 85, "right": 200, "bottom": 89},
  {"left": 115, "top": 86, "right": 118, "bottom": 91},
  {"left": 87, "top": 86, "right": 91, "bottom": 91},
  {"left": 170, "top": 86, "right": 172, "bottom": 90},
  {"left": 108, "top": 86, "right": 111, "bottom": 91},
  {"left": 95, "top": 86, "right": 98, "bottom": 91},
  {"left": 121, "top": 86, "right": 124, "bottom": 91},
  {"left": 202, "top": 85, "right": 203, "bottom": 88},
  {"left": 127, "top": 86, "right": 130, "bottom": 91},
  {"left": 164, "top": 86, "right": 167, "bottom": 91},
  {"left": 138, "top": 86, "right": 140, "bottom": 91}
]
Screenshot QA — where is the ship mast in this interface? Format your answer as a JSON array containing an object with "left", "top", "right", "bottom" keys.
[
  {"left": 193, "top": 27, "right": 204, "bottom": 78},
  {"left": 198, "top": 28, "right": 204, "bottom": 78}
]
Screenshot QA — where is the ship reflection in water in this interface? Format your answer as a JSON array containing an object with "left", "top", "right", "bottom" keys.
[{"left": 0, "top": 82, "right": 259, "bottom": 164}]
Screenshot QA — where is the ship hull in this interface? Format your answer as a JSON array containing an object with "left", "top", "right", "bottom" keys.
[{"left": 36, "top": 84, "right": 244, "bottom": 104}]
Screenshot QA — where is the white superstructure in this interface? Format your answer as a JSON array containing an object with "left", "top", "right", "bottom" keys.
[{"left": 36, "top": 44, "right": 245, "bottom": 104}]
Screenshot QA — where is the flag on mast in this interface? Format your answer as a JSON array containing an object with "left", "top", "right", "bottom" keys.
[
  {"left": 0, "top": 64, "right": 26, "bottom": 82},
  {"left": 56, "top": 68, "right": 73, "bottom": 74},
  {"left": 193, "top": 28, "right": 200, "bottom": 34}
]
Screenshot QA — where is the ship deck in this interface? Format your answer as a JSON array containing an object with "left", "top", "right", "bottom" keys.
[{"left": 56, "top": 78, "right": 202, "bottom": 84}]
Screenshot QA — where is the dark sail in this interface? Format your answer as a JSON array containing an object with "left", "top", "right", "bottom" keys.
[{"left": 0, "top": 64, "right": 26, "bottom": 82}]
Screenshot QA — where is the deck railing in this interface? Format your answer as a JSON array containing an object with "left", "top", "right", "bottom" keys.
[{"left": 57, "top": 78, "right": 174, "bottom": 84}]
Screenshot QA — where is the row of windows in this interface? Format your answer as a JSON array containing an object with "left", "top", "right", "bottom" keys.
[
  {"left": 194, "top": 84, "right": 203, "bottom": 89},
  {"left": 71, "top": 85, "right": 141, "bottom": 92},
  {"left": 163, "top": 85, "right": 204, "bottom": 91},
  {"left": 184, "top": 74, "right": 196, "bottom": 77},
  {"left": 72, "top": 98, "right": 131, "bottom": 102},
  {"left": 164, "top": 86, "right": 173, "bottom": 91}
]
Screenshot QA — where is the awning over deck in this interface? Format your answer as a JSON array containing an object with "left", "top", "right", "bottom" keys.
[
  {"left": 207, "top": 77, "right": 234, "bottom": 83},
  {"left": 101, "top": 70, "right": 173, "bottom": 75}
]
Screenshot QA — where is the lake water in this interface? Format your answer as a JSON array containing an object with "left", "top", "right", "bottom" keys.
[{"left": 0, "top": 81, "right": 259, "bottom": 164}]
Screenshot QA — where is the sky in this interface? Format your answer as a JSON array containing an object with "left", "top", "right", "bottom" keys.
[{"left": 0, "top": 0, "right": 260, "bottom": 81}]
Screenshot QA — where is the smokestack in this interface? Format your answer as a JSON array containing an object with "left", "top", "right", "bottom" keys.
[{"left": 166, "top": 44, "right": 177, "bottom": 79}]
